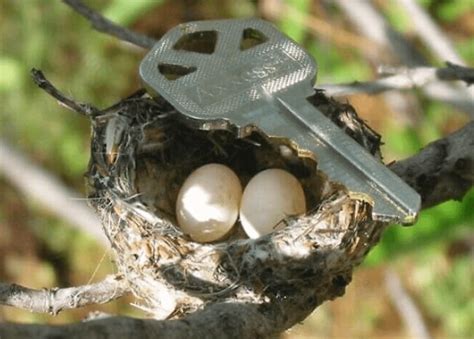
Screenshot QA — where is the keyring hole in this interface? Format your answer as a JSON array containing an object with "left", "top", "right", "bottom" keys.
[{"left": 173, "top": 30, "right": 218, "bottom": 54}]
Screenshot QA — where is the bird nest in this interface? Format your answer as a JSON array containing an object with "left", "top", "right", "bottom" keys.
[{"left": 86, "top": 89, "right": 385, "bottom": 323}]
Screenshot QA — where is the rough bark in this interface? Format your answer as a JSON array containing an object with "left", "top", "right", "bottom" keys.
[
  {"left": 390, "top": 121, "right": 474, "bottom": 209},
  {"left": 0, "top": 275, "right": 127, "bottom": 315}
]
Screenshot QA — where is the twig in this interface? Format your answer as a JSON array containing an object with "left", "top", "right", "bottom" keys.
[
  {"left": 385, "top": 269, "right": 431, "bottom": 339},
  {"left": 0, "top": 139, "right": 108, "bottom": 246},
  {"left": 62, "top": 0, "right": 157, "bottom": 49},
  {"left": 319, "top": 64, "right": 474, "bottom": 102},
  {"left": 379, "top": 63, "right": 474, "bottom": 85},
  {"left": 0, "top": 275, "right": 128, "bottom": 315},
  {"left": 334, "top": 0, "right": 474, "bottom": 116},
  {"left": 390, "top": 121, "right": 474, "bottom": 209},
  {"left": 395, "top": 0, "right": 474, "bottom": 105},
  {"left": 395, "top": 0, "right": 465, "bottom": 65},
  {"left": 31, "top": 69, "right": 99, "bottom": 117}
]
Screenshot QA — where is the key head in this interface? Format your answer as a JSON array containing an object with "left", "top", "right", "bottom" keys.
[{"left": 139, "top": 18, "right": 317, "bottom": 130}]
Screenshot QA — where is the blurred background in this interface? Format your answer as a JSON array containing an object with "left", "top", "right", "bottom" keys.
[{"left": 0, "top": 0, "right": 472, "bottom": 338}]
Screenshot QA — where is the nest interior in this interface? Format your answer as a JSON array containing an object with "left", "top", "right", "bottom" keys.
[{"left": 86, "top": 90, "right": 386, "bottom": 328}]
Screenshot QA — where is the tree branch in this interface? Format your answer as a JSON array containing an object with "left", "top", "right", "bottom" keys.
[
  {"left": 62, "top": 0, "right": 157, "bottom": 49},
  {"left": 0, "top": 303, "right": 270, "bottom": 339},
  {"left": 390, "top": 121, "right": 474, "bottom": 209},
  {"left": 0, "top": 275, "right": 128, "bottom": 315},
  {"left": 31, "top": 68, "right": 99, "bottom": 117},
  {"left": 334, "top": 0, "right": 474, "bottom": 116},
  {"left": 318, "top": 63, "right": 474, "bottom": 102}
]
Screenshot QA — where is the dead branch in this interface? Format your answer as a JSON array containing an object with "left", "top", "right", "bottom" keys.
[
  {"left": 62, "top": 0, "right": 157, "bottom": 49},
  {"left": 318, "top": 63, "right": 474, "bottom": 101},
  {"left": 0, "top": 139, "right": 108, "bottom": 246},
  {"left": 31, "top": 68, "right": 99, "bottom": 117},
  {"left": 379, "top": 63, "right": 474, "bottom": 85},
  {"left": 394, "top": 0, "right": 474, "bottom": 106},
  {"left": 334, "top": 0, "right": 474, "bottom": 116},
  {"left": 0, "top": 275, "right": 128, "bottom": 315},
  {"left": 390, "top": 121, "right": 474, "bottom": 209}
]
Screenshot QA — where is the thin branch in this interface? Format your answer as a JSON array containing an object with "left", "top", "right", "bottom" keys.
[
  {"left": 62, "top": 0, "right": 157, "bottom": 49},
  {"left": 394, "top": 0, "right": 474, "bottom": 105},
  {"left": 390, "top": 121, "right": 474, "bottom": 209},
  {"left": 0, "top": 275, "right": 128, "bottom": 315},
  {"left": 0, "top": 139, "right": 108, "bottom": 246},
  {"left": 334, "top": 0, "right": 474, "bottom": 116},
  {"left": 31, "top": 69, "right": 99, "bottom": 117},
  {"left": 379, "top": 63, "right": 474, "bottom": 85},
  {"left": 318, "top": 64, "right": 474, "bottom": 103},
  {"left": 385, "top": 269, "right": 431, "bottom": 339}
]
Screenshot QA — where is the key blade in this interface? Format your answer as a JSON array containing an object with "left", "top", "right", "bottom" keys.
[{"left": 273, "top": 95, "right": 420, "bottom": 224}]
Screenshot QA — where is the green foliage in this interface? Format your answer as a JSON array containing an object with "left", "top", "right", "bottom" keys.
[
  {"left": 277, "top": 0, "right": 311, "bottom": 42},
  {"left": 435, "top": 0, "right": 474, "bottom": 22},
  {"left": 457, "top": 37, "right": 474, "bottom": 62},
  {"left": 0, "top": 57, "right": 25, "bottom": 92},
  {"left": 104, "top": 0, "right": 164, "bottom": 26},
  {"left": 414, "top": 252, "right": 474, "bottom": 338},
  {"left": 366, "top": 189, "right": 474, "bottom": 265},
  {"left": 307, "top": 41, "right": 372, "bottom": 83}
]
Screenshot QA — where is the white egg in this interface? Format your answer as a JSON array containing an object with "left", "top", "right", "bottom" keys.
[
  {"left": 176, "top": 163, "right": 242, "bottom": 243},
  {"left": 240, "top": 169, "right": 306, "bottom": 239}
]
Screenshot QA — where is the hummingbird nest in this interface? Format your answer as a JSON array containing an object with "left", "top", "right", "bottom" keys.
[{"left": 86, "top": 89, "right": 384, "bottom": 322}]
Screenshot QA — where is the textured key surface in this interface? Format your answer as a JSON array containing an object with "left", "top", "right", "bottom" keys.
[
  {"left": 139, "top": 18, "right": 316, "bottom": 128},
  {"left": 139, "top": 18, "right": 421, "bottom": 224}
]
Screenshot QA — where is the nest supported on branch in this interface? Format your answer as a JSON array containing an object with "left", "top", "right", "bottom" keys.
[{"left": 85, "top": 89, "right": 386, "bottom": 329}]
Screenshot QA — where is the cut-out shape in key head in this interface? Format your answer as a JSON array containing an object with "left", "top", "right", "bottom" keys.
[
  {"left": 139, "top": 18, "right": 317, "bottom": 124},
  {"left": 173, "top": 30, "right": 218, "bottom": 54},
  {"left": 239, "top": 27, "right": 269, "bottom": 51}
]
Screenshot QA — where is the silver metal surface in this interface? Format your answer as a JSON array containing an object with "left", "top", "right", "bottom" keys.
[{"left": 139, "top": 18, "right": 421, "bottom": 224}]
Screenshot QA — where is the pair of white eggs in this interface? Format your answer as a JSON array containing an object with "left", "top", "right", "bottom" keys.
[{"left": 175, "top": 163, "right": 306, "bottom": 243}]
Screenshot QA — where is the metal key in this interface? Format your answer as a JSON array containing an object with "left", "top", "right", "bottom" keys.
[{"left": 139, "top": 18, "right": 420, "bottom": 224}]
